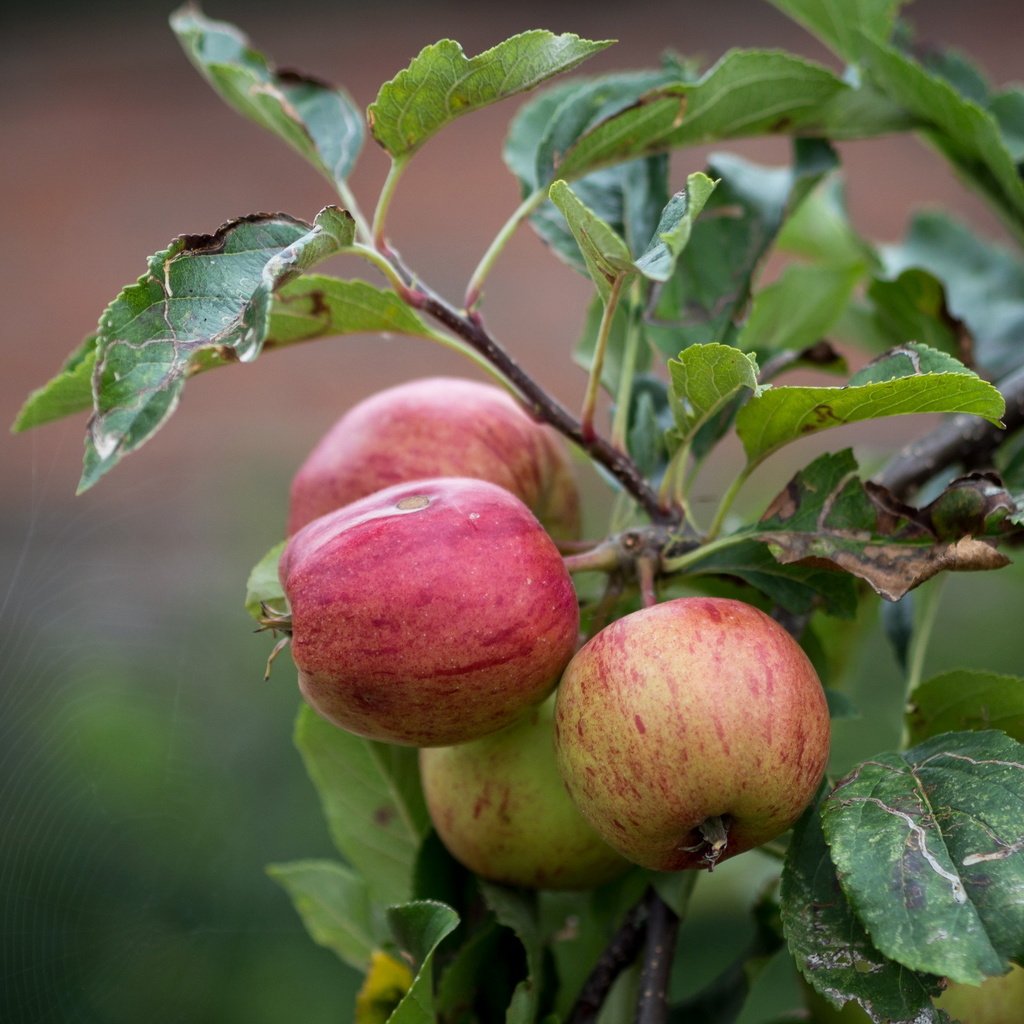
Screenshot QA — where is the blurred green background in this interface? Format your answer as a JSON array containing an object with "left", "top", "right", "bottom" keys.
[{"left": 3, "top": 1, "right": 1022, "bottom": 1021}]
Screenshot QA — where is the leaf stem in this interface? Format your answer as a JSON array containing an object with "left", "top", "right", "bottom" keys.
[
  {"left": 705, "top": 464, "right": 754, "bottom": 541},
  {"left": 900, "top": 576, "right": 947, "bottom": 748},
  {"left": 346, "top": 243, "right": 409, "bottom": 294},
  {"left": 335, "top": 179, "right": 373, "bottom": 246},
  {"left": 582, "top": 274, "right": 627, "bottom": 443},
  {"left": 610, "top": 280, "right": 645, "bottom": 452},
  {"left": 660, "top": 532, "right": 750, "bottom": 575},
  {"left": 372, "top": 158, "right": 407, "bottom": 247},
  {"left": 465, "top": 188, "right": 546, "bottom": 310}
]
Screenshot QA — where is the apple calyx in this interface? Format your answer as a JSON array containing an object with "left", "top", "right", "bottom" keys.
[{"left": 256, "top": 602, "right": 293, "bottom": 681}]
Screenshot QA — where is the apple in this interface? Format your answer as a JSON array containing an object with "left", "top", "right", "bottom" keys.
[
  {"left": 287, "top": 376, "right": 580, "bottom": 539},
  {"left": 420, "top": 694, "right": 630, "bottom": 890},
  {"left": 935, "top": 964, "right": 1024, "bottom": 1024},
  {"left": 554, "top": 597, "right": 830, "bottom": 871},
  {"left": 280, "top": 476, "right": 580, "bottom": 746},
  {"left": 800, "top": 963, "right": 1024, "bottom": 1023}
]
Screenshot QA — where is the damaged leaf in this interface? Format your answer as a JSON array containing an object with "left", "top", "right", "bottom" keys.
[
  {"left": 79, "top": 208, "right": 354, "bottom": 492},
  {"left": 822, "top": 730, "right": 1024, "bottom": 983},
  {"left": 781, "top": 800, "right": 946, "bottom": 1023},
  {"left": 754, "top": 449, "right": 1009, "bottom": 601},
  {"left": 171, "top": 6, "right": 364, "bottom": 189}
]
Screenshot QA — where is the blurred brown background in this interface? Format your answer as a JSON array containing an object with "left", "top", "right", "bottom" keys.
[{"left": 2, "top": 2, "right": 1021, "bottom": 1022}]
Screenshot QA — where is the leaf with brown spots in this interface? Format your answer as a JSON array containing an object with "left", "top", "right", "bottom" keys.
[{"left": 753, "top": 449, "right": 1009, "bottom": 601}]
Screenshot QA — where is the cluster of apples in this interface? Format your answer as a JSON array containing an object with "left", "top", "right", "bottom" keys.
[{"left": 279, "top": 377, "right": 831, "bottom": 889}]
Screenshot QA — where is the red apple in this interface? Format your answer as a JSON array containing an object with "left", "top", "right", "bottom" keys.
[
  {"left": 420, "top": 695, "right": 629, "bottom": 890},
  {"left": 280, "top": 477, "right": 580, "bottom": 746},
  {"left": 554, "top": 597, "right": 830, "bottom": 871},
  {"left": 287, "top": 376, "right": 580, "bottom": 539}
]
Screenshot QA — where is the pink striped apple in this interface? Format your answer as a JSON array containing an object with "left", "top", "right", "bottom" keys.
[
  {"left": 554, "top": 597, "right": 830, "bottom": 871},
  {"left": 280, "top": 477, "right": 580, "bottom": 746}
]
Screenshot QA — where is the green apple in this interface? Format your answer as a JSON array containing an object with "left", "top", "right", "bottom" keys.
[
  {"left": 280, "top": 476, "right": 580, "bottom": 747},
  {"left": 801, "top": 963, "right": 1024, "bottom": 1023},
  {"left": 287, "top": 376, "right": 580, "bottom": 539},
  {"left": 554, "top": 597, "right": 830, "bottom": 871},
  {"left": 420, "top": 695, "right": 630, "bottom": 890},
  {"left": 935, "top": 963, "right": 1024, "bottom": 1024}
]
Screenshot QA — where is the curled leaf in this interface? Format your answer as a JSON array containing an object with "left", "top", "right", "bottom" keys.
[{"left": 756, "top": 450, "right": 1010, "bottom": 601}]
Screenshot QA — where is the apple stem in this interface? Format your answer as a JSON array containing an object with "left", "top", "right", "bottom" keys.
[
  {"left": 635, "top": 892, "right": 681, "bottom": 1024},
  {"left": 637, "top": 555, "right": 659, "bottom": 609},
  {"left": 563, "top": 541, "right": 624, "bottom": 575}
]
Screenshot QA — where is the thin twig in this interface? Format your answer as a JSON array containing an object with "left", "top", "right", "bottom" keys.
[
  {"left": 415, "top": 287, "right": 675, "bottom": 524},
  {"left": 876, "top": 366, "right": 1024, "bottom": 499},
  {"left": 567, "top": 891, "right": 654, "bottom": 1024},
  {"left": 635, "top": 892, "right": 681, "bottom": 1024}
]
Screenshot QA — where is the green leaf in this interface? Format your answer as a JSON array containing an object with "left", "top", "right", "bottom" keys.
[
  {"left": 529, "top": 158, "right": 670, "bottom": 275},
  {"left": 754, "top": 449, "right": 1010, "bottom": 601},
  {"left": 776, "top": 177, "right": 875, "bottom": 270},
  {"left": 646, "top": 141, "right": 838, "bottom": 360},
  {"left": 667, "top": 343, "right": 760, "bottom": 448},
  {"left": 736, "top": 263, "right": 864, "bottom": 356},
  {"left": 573, "top": 294, "right": 652, "bottom": 398},
  {"left": 781, "top": 801, "right": 946, "bottom": 1022},
  {"left": 368, "top": 32, "right": 612, "bottom": 160},
  {"left": 633, "top": 173, "right": 717, "bottom": 282},
  {"left": 735, "top": 343, "right": 1005, "bottom": 470},
  {"left": 435, "top": 922, "right": 504, "bottom": 1021},
  {"left": 670, "top": 890, "right": 784, "bottom": 1024},
  {"left": 548, "top": 180, "right": 636, "bottom": 299},
  {"left": 683, "top": 538, "right": 857, "bottom": 618},
  {"left": 822, "top": 730, "right": 1024, "bottom": 984},
  {"left": 880, "top": 211, "right": 1024, "bottom": 377},
  {"left": 990, "top": 87, "right": 1024, "bottom": 162},
  {"left": 12, "top": 336, "right": 96, "bottom": 432},
  {"left": 906, "top": 670, "right": 1024, "bottom": 746},
  {"left": 385, "top": 901, "right": 460, "bottom": 1024},
  {"left": 766, "top": 0, "right": 902, "bottom": 62},
  {"left": 266, "top": 858, "right": 382, "bottom": 972},
  {"left": 170, "top": 6, "right": 364, "bottom": 189},
  {"left": 858, "top": 32, "right": 1024, "bottom": 228},
  {"left": 479, "top": 883, "right": 543, "bottom": 1024},
  {"left": 865, "top": 269, "right": 962, "bottom": 356},
  {"left": 505, "top": 70, "right": 680, "bottom": 195},
  {"left": 295, "top": 705, "right": 429, "bottom": 906},
  {"left": 557, "top": 51, "right": 847, "bottom": 180},
  {"left": 79, "top": 208, "right": 355, "bottom": 493},
  {"left": 266, "top": 275, "right": 442, "bottom": 346},
  {"left": 244, "top": 540, "right": 286, "bottom": 620}
]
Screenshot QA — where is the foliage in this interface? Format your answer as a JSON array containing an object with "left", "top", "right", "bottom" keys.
[{"left": 15, "top": 1, "right": 1024, "bottom": 1022}]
